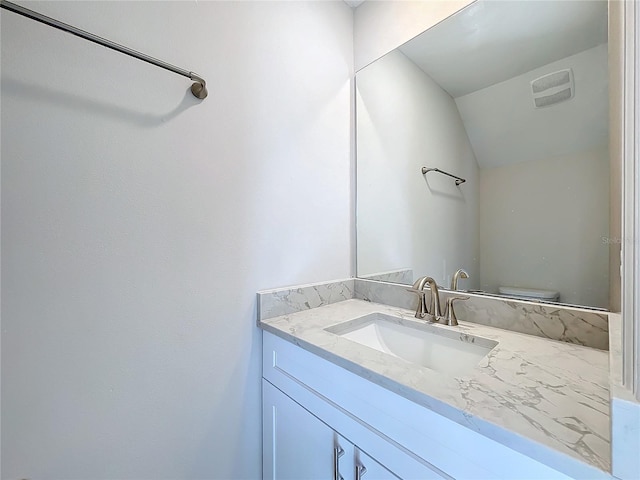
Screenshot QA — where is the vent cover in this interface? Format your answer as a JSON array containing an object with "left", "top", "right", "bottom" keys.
[{"left": 530, "top": 69, "right": 574, "bottom": 108}]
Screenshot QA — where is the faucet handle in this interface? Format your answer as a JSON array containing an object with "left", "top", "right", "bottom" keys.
[
  {"left": 407, "top": 276, "right": 429, "bottom": 319},
  {"left": 442, "top": 296, "right": 469, "bottom": 326}
]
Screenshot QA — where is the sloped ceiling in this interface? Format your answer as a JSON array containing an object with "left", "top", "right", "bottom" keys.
[
  {"left": 455, "top": 44, "right": 608, "bottom": 169},
  {"left": 399, "top": 0, "right": 607, "bottom": 98},
  {"left": 395, "top": 0, "right": 608, "bottom": 169}
]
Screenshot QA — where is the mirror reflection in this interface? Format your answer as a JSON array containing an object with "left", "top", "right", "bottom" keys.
[{"left": 356, "top": 0, "right": 609, "bottom": 309}]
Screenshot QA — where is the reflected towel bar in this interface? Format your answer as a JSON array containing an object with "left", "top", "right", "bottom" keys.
[
  {"left": 0, "top": 0, "right": 208, "bottom": 99},
  {"left": 421, "top": 167, "right": 466, "bottom": 186}
]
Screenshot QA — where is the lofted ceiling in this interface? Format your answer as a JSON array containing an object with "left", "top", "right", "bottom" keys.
[
  {"left": 389, "top": 0, "right": 609, "bottom": 170},
  {"left": 454, "top": 43, "right": 608, "bottom": 169},
  {"left": 399, "top": 0, "right": 607, "bottom": 98}
]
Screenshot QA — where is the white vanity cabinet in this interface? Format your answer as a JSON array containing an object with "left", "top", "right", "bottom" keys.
[
  {"left": 263, "top": 380, "right": 409, "bottom": 480},
  {"left": 263, "top": 379, "right": 341, "bottom": 479},
  {"left": 263, "top": 379, "right": 442, "bottom": 479},
  {"left": 261, "top": 332, "right": 460, "bottom": 479},
  {"left": 262, "top": 330, "right": 579, "bottom": 480}
]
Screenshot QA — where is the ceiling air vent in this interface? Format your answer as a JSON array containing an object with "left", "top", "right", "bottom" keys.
[{"left": 530, "top": 69, "right": 574, "bottom": 108}]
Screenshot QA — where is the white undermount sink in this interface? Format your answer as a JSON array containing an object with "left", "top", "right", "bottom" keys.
[{"left": 325, "top": 313, "right": 498, "bottom": 375}]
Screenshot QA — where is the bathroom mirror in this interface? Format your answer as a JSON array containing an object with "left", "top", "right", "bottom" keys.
[{"left": 356, "top": 0, "right": 609, "bottom": 309}]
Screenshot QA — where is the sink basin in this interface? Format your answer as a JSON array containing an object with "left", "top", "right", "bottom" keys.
[{"left": 325, "top": 313, "right": 497, "bottom": 375}]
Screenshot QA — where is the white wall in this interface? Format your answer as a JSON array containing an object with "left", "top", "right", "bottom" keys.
[
  {"left": 479, "top": 145, "right": 610, "bottom": 308},
  {"left": 353, "top": 0, "right": 472, "bottom": 71},
  {"left": 356, "top": 50, "right": 479, "bottom": 288},
  {"left": 1, "top": 1, "right": 353, "bottom": 478}
]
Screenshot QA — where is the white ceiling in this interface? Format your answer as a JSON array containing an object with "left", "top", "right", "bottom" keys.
[
  {"left": 399, "top": 0, "right": 607, "bottom": 98},
  {"left": 343, "top": 0, "right": 366, "bottom": 9}
]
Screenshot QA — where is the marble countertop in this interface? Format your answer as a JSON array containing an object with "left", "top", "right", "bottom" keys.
[{"left": 260, "top": 299, "right": 610, "bottom": 478}]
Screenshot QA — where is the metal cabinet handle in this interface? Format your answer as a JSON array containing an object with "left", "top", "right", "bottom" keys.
[
  {"left": 333, "top": 445, "right": 345, "bottom": 480},
  {"left": 356, "top": 463, "right": 367, "bottom": 480}
]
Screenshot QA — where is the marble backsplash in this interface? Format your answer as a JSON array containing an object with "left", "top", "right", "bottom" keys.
[
  {"left": 359, "top": 268, "right": 413, "bottom": 284},
  {"left": 354, "top": 279, "right": 609, "bottom": 350},
  {"left": 257, "top": 278, "right": 354, "bottom": 322},
  {"left": 257, "top": 277, "right": 608, "bottom": 350}
]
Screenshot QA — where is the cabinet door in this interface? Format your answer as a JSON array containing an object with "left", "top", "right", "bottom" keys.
[
  {"left": 263, "top": 379, "right": 345, "bottom": 480},
  {"left": 353, "top": 448, "right": 400, "bottom": 480}
]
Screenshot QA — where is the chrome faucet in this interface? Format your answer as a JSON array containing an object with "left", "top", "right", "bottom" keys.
[
  {"left": 450, "top": 268, "right": 469, "bottom": 291},
  {"left": 410, "top": 276, "right": 466, "bottom": 325}
]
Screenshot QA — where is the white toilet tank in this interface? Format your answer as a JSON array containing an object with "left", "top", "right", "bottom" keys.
[{"left": 498, "top": 286, "right": 559, "bottom": 303}]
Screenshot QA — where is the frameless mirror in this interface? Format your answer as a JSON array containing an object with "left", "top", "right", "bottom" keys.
[{"left": 356, "top": 0, "right": 609, "bottom": 309}]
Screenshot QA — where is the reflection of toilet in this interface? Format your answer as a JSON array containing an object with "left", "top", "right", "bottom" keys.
[{"left": 498, "top": 286, "right": 559, "bottom": 303}]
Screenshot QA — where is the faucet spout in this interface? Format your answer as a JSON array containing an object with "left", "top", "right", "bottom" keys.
[
  {"left": 451, "top": 269, "right": 469, "bottom": 291},
  {"left": 408, "top": 276, "right": 442, "bottom": 321},
  {"left": 424, "top": 277, "right": 441, "bottom": 320}
]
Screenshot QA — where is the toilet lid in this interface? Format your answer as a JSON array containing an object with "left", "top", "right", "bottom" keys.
[{"left": 498, "top": 286, "right": 559, "bottom": 300}]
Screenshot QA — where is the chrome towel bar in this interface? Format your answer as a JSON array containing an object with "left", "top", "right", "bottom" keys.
[
  {"left": 421, "top": 167, "right": 466, "bottom": 186},
  {"left": 0, "top": 0, "right": 208, "bottom": 99}
]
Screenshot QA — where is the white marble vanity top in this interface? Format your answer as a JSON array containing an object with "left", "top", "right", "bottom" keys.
[{"left": 260, "top": 299, "right": 610, "bottom": 478}]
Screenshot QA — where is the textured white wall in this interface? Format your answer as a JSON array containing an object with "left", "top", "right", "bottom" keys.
[
  {"left": 353, "top": 0, "right": 472, "bottom": 71},
  {"left": 1, "top": 1, "right": 353, "bottom": 478},
  {"left": 479, "top": 145, "right": 610, "bottom": 308},
  {"left": 356, "top": 50, "right": 479, "bottom": 288}
]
